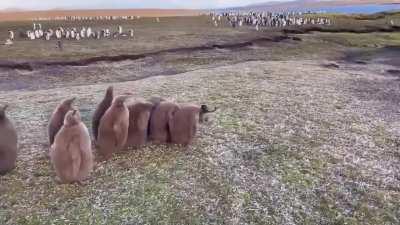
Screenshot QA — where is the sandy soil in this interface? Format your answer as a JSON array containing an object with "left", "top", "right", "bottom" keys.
[{"left": 0, "top": 9, "right": 201, "bottom": 21}]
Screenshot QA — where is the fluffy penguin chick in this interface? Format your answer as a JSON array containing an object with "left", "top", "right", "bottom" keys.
[
  {"left": 0, "top": 105, "right": 18, "bottom": 175},
  {"left": 169, "top": 104, "right": 217, "bottom": 146},
  {"left": 126, "top": 99, "right": 154, "bottom": 147},
  {"left": 148, "top": 101, "right": 180, "bottom": 144},
  {"left": 97, "top": 95, "right": 130, "bottom": 160},
  {"left": 48, "top": 97, "right": 75, "bottom": 146},
  {"left": 50, "top": 109, "right": 93, "bottom": 184},
  {"left": 92, "top": 86, "right": 113, "bottom": 141}
]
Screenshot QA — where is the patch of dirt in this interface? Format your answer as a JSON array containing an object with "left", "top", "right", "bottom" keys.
[
  {"left": 0, "top": 35, "right": 297, "bottom": 71},
  {"left": 386, "top": 69, "right": 400, "bottom": 76},
  {"left": 343, "top": 46, "right": 400, "bottom": 67},
  {"left": 0, "top": 37, "right": 312, "bottom": 92},
  {"left": 321, "top": 62, "right": 340, "bottom": 69}
]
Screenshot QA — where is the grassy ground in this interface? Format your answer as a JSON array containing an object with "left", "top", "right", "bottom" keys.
[
  {"left": 0, "top": 13, "right": 399, "bottom": 61},
  {"left": 1, "top": 60, "right": 399, "bottom": 225},
  {"left": 0, "top": 16, "right": 271, "bottom": 61},
  {"left": 0, "top": 13, "right": 400, "bottom": 225},
  {"left": 311, "top": 32, "right": 400, "bottom": 48}
]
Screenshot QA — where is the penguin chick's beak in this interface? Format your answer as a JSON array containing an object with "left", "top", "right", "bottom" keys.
[{"left": 201, "top": 105, "right": 218, "bottom": 113}]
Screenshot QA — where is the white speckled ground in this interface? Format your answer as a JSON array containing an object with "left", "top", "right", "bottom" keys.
[{"left": 0, "top": 60, "right": 399, "bottom": 225}]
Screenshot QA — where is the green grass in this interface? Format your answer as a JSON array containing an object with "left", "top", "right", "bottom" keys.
[
  {"left": 0, "top": 16, "right": 256, "bottom": 61},
  {"left": 313, "top": 32, "right": 400, "bottom": 48}
]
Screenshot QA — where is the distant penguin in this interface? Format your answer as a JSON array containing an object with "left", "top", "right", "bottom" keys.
[
  {"left": 97, "top": 95, "right": 131, "bottom": 160},
  {"left": 8, "top": 30, "right": 14, "bottom": 40},
  {"left": 126, "top": 99, "right": 154, "bottom": 148},
  {"left": 50, "top": 109, "right": 93, "bottom": 184},
  {"left": 48, "top": 97, "right": 75, "bottom": 146},
  {"left": 57, "top": 40, "right": 63, "bottom": 51},
  {"left": 148, "top": 101, "right": 180, "bottom": 144},
  {"left": 92, "top": 86, "right": 113, "bottom": 141},
  {"left": 0, "top": 105, "right": 18, "bottom": 175}
]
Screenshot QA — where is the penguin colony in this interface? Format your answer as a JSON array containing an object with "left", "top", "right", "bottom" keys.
[
  {"left": 6, "top": 13, "right": 398, "bottom": 45},
  {"left": 3, "top": 22, "right": 138, "bottom": 45},
  {"left": 2, "top": 11, "right": 338, "bottom": 45},
  {"left": 210, "top": 11, "right": 333, "bottom": 28},
  {"left": 0, "top": 86, "right": 217, "bottom": 184},
  {"left": 22, "top": 24, "right": 134, "bottom": 41}
]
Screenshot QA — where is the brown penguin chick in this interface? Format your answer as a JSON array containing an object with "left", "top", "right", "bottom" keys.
[
  {"left": 148, "top": 101, "right": 180, "bottom": 144},
  {"left": 0, "top": 105, "right": 18, "bottom": 175},
  {"left": 126, "top": 100, "right": 154, "bottom": 148},
  {"left": 147, "top": 96, "right": 166, "bottom": 135},
  {"left": 97, "top": 95, "right": 131, "bottom": 160},
  {"left": 92, "top": 86, "right": 113, "bottom": 141},
  {"left": 48, "top": 97, "right": 75, "bottom": 146},
  {"left": 169, "top": 104, "right": 217, "bottom": 146},
  {"left": 50, "top": 109, "right": 93, "bottom": 184}
]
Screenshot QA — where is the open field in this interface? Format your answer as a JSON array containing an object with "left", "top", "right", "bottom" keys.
[
  {"left": 0, "top": 12, "right": 400, "bottom": 61},
  {"left": 0, "top": 13, "right": 400, "bottom": 225},
  {"left": 0, "top": 16, "right": 298, "bottom": 63}
]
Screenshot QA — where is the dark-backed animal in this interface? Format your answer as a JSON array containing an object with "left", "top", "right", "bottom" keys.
[
  {"left": 126, "top": 99, "right": 154, "bottom": 147},
  {"left": 0, "top": 105, "right": 18, "bottom": 175},
  {"left": 148, "top": 101, "right": 180, "bottom": 144},
  {"left": 92, "top": 86, "right": 113, "bottom": 141},
  {"left": 50, "top": 109, "right": 93, "bottom": 183},
  {"left": 169, "top": 104, "right": 217, "bottom": 146},
  {"left": 146, "top": 96, "right": 165, "bottom": 137},
  {"left": 97, "top": 95, "right": 130, "bottom": 160},
  {"left": 48, "top": 97, "right": 75, "bottom": 146}
]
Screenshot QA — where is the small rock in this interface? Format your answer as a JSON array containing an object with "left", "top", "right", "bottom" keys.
[
  {"left": 386, "top": 69, "right": 400, "bottom": 75},
  {"left": 322, "top": 62, "right": 340, "bottom": 69},
  {"left": 291, "top": 36, "right": 302, "bottom": 41},
  {"left": 4, "top": 39, "right": 13, "bottom": 45},
  {"left": 354, "top": 60, "right": 368, "bottom": 65}
]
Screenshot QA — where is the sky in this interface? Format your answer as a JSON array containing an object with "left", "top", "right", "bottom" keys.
[{"left": 0, "top": 0, "right": 286, "bottom": 10}]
